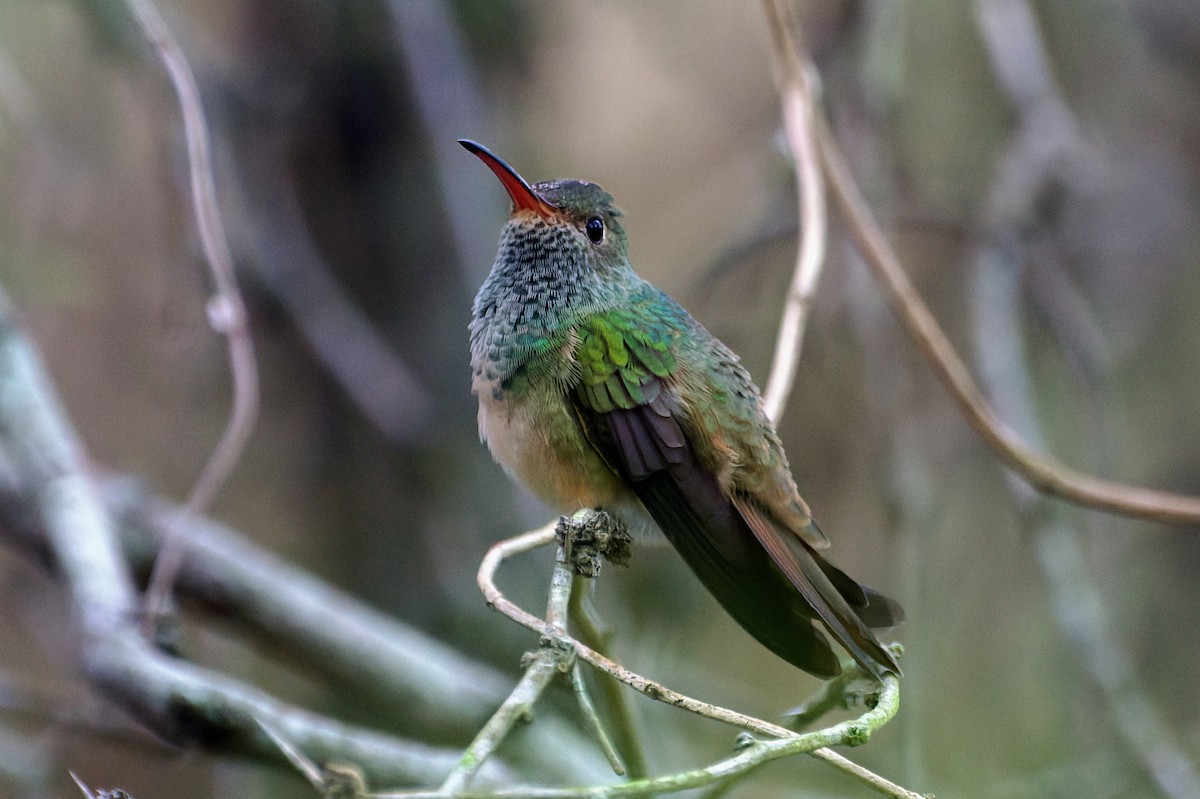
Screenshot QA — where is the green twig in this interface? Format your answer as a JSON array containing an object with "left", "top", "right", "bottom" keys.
[
  {"left": 376, "top": 675, "right": 910, "bottom": 799},
  {"left": 472, "top": 511, "right": 921, "bottom": 798},
  {"left": 569, "top": 663, "right": 626, "bottom": 776},
  {"left": 568, "top": 580, "right": 649, "bottom": 780}
]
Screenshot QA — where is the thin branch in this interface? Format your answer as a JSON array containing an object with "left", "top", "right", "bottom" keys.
[
  {"left": 431, "top": 513, "right": 633, "bottom": 794},
  {"left": 375, "top": 675, "right": 912, "bottom": 799},
  {"left": 568, "top": 581, "right": 647, "bottom": 779},
  {"left": 258, "top": 717, "right": 371, "bottom": 799},
  {"left": 783, "top": 667, "right": 873, "bottom": 731},
  {"left": 815, "top": 112, "right": 1200, "bottom": 526},
  {"left": 124, "top": 0, "right": 261, "bottom": 622},
  {"left": 243, "top": 143, "right": 432, "bottom": 446},
  {"left": 70, "top": 771, "right": 132, "bottom": 799},
  {"left": 477, "top": 517, "right": 920, "bottom": 798},
  {"left": 257, "top": 717, "right": 328, "bottom": 789},
  {"left": 477, "top": 523, "right": 787, "bottom": 734},
  {"left": 478, "top": 524, "right": 791, "bottom": 738},
  {"left": 568, "top": 662, "right": 626, "bottom": 777},
  {"left": 810, "top": 747, "right": 924, "bottom": 799},
  {"left": 384, "top": 0, "right": 497, "bottom": 282},
  {"left": 438, "top": 527, "right": 581, "bottom": 794},
  {"left": 760, "top": 0, "right": 829, "bottom": 424}
]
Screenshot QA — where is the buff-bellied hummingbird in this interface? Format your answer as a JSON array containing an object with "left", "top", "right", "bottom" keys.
[{"left": 461, "top": 139, "right": 902, "bottom": 680}]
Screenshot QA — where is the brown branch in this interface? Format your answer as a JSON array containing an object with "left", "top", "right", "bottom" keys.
[
  {"left": 763, "top": 0, "right": 1200, "bottom": 527},
  {"left": 817, "top": 115, "right": 1200, "bottom": 526},
  {"left": 759, "top": 0, "right": 828, "bottom": 424},
  {"left": 970, "top": 2, "right": 1200, "bottom": 794},
  {"left": 124, "top": 0, "right": 261, "bottom": 622}
]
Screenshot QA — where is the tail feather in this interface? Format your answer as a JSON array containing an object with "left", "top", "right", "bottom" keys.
[
  {"left": 734, "top": 496, "right": 901, "bottom": 680},
  {"left": 635, "top": 469, "right": 844, "bottom": 677},
  {"left": 818, "top": 557, "right": 905, "bottom": 629}
]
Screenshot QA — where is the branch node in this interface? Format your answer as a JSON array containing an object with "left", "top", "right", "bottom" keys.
[
  {"left": 513, "top": 703, "right": 535, "bottom": 726},
  {"left": 733, "top": 732, "right": 759, "bottom": 751},
  {"left": 844, "top": 722, "right": 871, "bottom": 748},
  {"left": 320, "top": 763, "right": 369, "bottom": 799},
  {"left": 536, "top": 633, "right": 578, "bottom": 673}
]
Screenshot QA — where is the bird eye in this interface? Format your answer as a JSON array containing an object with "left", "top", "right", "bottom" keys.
[{"left": 585, "top": 216, "right": 605, "bottom": 244}]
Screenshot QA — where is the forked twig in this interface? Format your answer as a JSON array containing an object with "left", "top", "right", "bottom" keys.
[
  {"left": 477, "top": 524, "right": 793, "bottom": 739},
  {"left": 437, "top": 515, "right": 609, "bottom": 794},
  {"left": 464, "top": 516, "right": 919, "bottom": 799}
]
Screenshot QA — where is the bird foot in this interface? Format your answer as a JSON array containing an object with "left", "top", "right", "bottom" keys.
[{"left": 555, "top": 509, "right": 632, "bottom": 577}]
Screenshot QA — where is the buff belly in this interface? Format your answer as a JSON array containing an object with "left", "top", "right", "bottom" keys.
[{"left": 476, "top": 387, "right": 662, "bottom": 541}]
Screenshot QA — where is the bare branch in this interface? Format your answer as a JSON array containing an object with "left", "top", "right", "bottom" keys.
[
  {"left": 0, "top": 459, "right": 604, "bottom": 784},
  {"left": 123, "top": 0, "right": 261, "bottom": 620},
  {"left": 568, "top": 583, "right": 648, "bottom": 779},
  {"left": 242, "top": 144, "right": 432, "bottom": 445},
  {"left": 438, "top": 521, "right": 582, "bottom": 794},
  {"left": 0, "top": 288, "right": 508, "bottom": 788},
  {"left": 475, "top": 515, "right": 920, "bottom": 798},
  {"left": 478, "top": 524, "right": 791, "bottom": 737},
  {"left": 815, "top": 112, "right": 1200, "bottom": 526},
  {"left": 384, "top": 0, "right": 497, "bottom": 281},
  {"left": 374, "top": 675, "right": 910, "bottom": 799},
  {"left": 760, "top": 0, "right": 828, "bottom": 424}
]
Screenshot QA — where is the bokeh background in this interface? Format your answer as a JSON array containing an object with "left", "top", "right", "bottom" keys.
[{"left": 1, "top": 1, "right": 1198, "bottom": 797}]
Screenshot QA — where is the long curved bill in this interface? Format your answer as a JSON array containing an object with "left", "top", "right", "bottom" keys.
[{"left": 459, "top": 139, "right": 560, "bottom": 220}]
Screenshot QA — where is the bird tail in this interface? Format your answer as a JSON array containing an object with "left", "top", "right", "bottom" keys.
[
  {"left": 599, "top": 403, "right": 903, "bottom": 679},
  {"left": 733, "top": 496, "right": 903, "bottom": 680}
]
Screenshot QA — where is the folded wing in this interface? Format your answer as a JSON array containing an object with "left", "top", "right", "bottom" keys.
[{"left": 571, "top": 309, "right": 901, "bottom": 679}]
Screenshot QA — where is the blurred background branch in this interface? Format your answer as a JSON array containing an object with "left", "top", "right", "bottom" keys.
[
  {"left": 760, "top": 0, "right": 828, "bottom": 424},
  {"left": 818, "top": 95, "right": 1200, "bottom": 525},
  {"left": 124, "top": 0, "right": 261, "bottom": 627},
  {"left": 0, "top": 284, "right": 525, "bottom": 789},
  {"left": 969, "top": 1, "right": 1200, "bottom": 795}
]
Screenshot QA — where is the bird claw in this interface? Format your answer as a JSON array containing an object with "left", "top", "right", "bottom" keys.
[{"left": 555, "top": 509, "right": 633, "bottom": 577}]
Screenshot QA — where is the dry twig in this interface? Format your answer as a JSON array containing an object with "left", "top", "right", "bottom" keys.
[
  {"left": 466, "top": 515, "right": 919, "bottom": 799},
  {"left": 818, "top": 116, "right": 1200, "bottom": 525},
  {"left": 124, "top": 0, "right": 261, "bottom": 624},
  {"left": 760, "top": 0, "right": 829, "bottom": 424}
]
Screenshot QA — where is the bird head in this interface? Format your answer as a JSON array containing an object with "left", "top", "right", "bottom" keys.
[{"left": 460, "top": 139, "right": 629, "bottom": 278}]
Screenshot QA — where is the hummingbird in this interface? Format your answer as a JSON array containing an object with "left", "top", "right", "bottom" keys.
[{"left": 462, "top": 140, "right": 902, "bottom": 680}]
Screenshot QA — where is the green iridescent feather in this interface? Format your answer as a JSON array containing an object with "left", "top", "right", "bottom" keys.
[{"left": 576, "top": 307, "right": 675, "bottom": 413}]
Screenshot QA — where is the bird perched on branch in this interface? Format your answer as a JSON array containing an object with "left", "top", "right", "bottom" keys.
[{"left": 462, "top": 140, "right": 902, "bottom": 680}]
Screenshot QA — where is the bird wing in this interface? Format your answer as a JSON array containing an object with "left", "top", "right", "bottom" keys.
[{"left": 570, "top": 301, "right": 900, "bottom": 679}]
